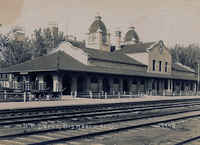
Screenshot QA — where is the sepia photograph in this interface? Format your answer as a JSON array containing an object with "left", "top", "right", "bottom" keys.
[{"left": 0, "top": 0, "right": 200, "bottom": 144}]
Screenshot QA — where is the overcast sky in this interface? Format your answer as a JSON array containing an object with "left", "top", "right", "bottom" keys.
[{"left": 0, "top": 0, "right": 200, "bottom": 46}]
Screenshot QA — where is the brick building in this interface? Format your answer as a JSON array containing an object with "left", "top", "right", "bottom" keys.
[{"left": 0, "top": 15, "right": 197, "bottom": 96}]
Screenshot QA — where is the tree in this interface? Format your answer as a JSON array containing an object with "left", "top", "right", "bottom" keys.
[
  {"left": 170, "top": 44, "right": 200, "bottom": 70},
  {"left": 0, "top": 33, "right": 32, "bottom": 67},
  {"left": 0, "top": 26, "right": 65, "bottom": 68},
  {"left": 32, "top": 27, "right": 64, "bottom": 57}
]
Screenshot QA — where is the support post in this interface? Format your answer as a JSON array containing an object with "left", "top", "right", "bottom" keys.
[
  {"left": 105, "top": 92, "right": 107, "bottom": 99},
  {"left": 89, "top": 91, "right": 92, "bottom": 99},
  {"left": 4, "top": 90, "right": 7, "bottom": 101},
  {"left": 198, "top": 64, "right": 200, "bottom": 93},
  {"left": 24, "top": 92, "right": 26, "bottom": 102},
  {"left": 74, "top": 91, "right": 77, "bottom": 98},
  {"left": 118, "top": 92, "right": 120, "bottom": 99}
]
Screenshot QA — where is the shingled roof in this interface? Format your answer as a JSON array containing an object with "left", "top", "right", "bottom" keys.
[
  {"left": 82, "top": 47, "right": 146, "bottom": 66},
  {"left": 0, "top": 51, "right": 86, "bottom": 73},
  {"left": 172, "top": 63, "right": 195, "bottom": 73},
  {"left": 0, "top": 50, "right": 196, "bottom": 81},
  {"left": 116, "top": 42, "right": 155, "bottom": 53}
]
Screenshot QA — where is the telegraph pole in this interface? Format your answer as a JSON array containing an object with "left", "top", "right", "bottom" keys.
[{"left": 198, "top": 63, "right": 200, "bottom": 95}]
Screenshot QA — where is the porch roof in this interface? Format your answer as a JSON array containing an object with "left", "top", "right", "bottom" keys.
[{"left": 0, "top": 51, "right": 197, "bottom": 81}]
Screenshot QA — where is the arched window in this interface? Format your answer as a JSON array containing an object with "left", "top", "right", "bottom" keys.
[
  {"left": 152, "top": 60, "right": 156, "bottom": 71},
  {"left": 165, "top": 62, "right": 168, "bottom": 72},
  {"left": 159, "top": 61, "right": 162, "bottom": 72}
]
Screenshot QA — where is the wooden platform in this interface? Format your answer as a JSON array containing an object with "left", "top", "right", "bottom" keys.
[{"left": 0, "top": 95, "right": 199, "bottom": 111}]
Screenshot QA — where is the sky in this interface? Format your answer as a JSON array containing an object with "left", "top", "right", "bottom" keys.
[{"left": 0, "top": 0, "right": 200, "bottom": 46}]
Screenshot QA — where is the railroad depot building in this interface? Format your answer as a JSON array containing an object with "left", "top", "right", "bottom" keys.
[{"left": 0, "top": 15, "right": 197, "bottom": 96}]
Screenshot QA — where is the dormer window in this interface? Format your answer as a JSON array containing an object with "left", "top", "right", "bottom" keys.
[
  {"left": 159, "top": 61, "right": 162, "bottom": 72},
  {"left": 165, "top": 62, "right": 168, "bottom": 72}
]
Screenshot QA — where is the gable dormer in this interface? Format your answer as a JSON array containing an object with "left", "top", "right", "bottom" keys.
[
  {"left": 50, "top": 42, "right": 89, "bottom": 65},
  {"left": 148, "top": 40, "right": 172, "bottom": 74}
]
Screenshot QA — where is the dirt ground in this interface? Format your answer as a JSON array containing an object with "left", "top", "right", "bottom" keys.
[{"left": 65, "top": 117, "right": 200, "bottom": 145}]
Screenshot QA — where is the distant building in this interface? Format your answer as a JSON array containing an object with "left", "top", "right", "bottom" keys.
[
  {"left": 0, "top": 15, "right": 197, "bottom": 96},
  {"left": 11, "top": 25, "right": 25, "bottom": 41}
]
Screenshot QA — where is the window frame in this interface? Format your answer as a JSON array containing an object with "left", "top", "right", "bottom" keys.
[
  {"left": 165, "top": 62, "right": 168, "bottom": 72},
  {"left": 159, "top": 61, "right": 162, "bottom": 72},
  {"left": 152, "top": 60, "right": 156, "bottom": 71}
]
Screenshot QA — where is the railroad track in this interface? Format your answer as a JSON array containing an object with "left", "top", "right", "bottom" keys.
[
  {"left": 1, "top": 99, "right": 200, "bottom": 144},
  {"left": 175, "top": 136, "right": 200, "bottom": 145},
  {"left": 0, "top": 100, "right": 200, "bottom": 127},
  {"left": 0, "top": 108, "right": 200, "bottom": 144},
  {"left": 1, "top": 98, "right": 200, "bottom": 117},
  {"left": 1, "top": 99, "right": 200, "bottom": 119}
]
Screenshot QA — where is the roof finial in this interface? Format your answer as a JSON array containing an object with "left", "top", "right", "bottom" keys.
[
  {"left": 128, "top": 23, "right": 135, "bottom": 30},
  {"left": 95, "top": 12, "right": 102, "bottom": 20}
]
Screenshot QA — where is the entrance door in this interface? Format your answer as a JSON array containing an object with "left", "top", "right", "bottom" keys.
[
  {"left": 77, "top": 76, "right": 85, "bottom": 92},
  {"left": 62, "top": 75, "right": 72, "bottom": 95},
  {"left": 123, "top": 80, "right": 129, "bottom": 92},
  {"left": 157, "top": 79, "right": 160, "bottom": 93},
  {"left": 44, "top": 75, "right": 53, "bottom": 91},
  {"left": 103, "top": 78, "right": 110, "bottom": 93}
]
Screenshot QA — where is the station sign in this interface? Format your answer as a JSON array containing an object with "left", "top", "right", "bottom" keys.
[{"left": 20, "top": 72, "right": 29, "bottom": 75}]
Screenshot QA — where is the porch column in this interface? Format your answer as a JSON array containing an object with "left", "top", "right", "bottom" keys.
[
  {"left": 168, "top": 79, "right": 171, "bottom": 92},
  {"left": 37, "top": 74, "right": 44, "bottom": 90},
  {"left": 53, "top": 74, "right": 61, "bottom": 92},
  {"left": 8, "top": 74, "right": 13, "bottom": 88},
  {"left": 194, "top": 81, "right": 197, "bottom": 93},
  {"left": 171, "top": 79, "right": 174, "bottom": 93}
]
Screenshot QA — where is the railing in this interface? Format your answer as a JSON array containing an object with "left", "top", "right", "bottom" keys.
[
  {"left": 76, "top": 90, "right": 198, "bottom": 99},
  {"left": 0, "top": 89, "right": 27, "bottom": 102},
  {"left": 76, "top": 91, "right": 146, "bottom": 99}
]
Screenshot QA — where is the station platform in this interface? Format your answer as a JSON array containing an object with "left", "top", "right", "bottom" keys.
[{"left": 0, "top": 95, "right": 199, "bottom": 111}]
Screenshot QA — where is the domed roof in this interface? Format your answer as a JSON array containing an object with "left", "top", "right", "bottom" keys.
[
  {"left": 124, "top": 27, "right": 140, "bottom": 43},
  {"left": 89, "top": 16, "right": 107, "bottom": 34}
]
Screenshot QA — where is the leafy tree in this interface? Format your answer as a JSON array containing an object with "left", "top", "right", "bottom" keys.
[
  {"left": 0, "top": 26, "right": 65, "bottom": 67},
  {"left": 170, "top": 44, "right": 200, "bottom": 71},
  {"left": 32, "top": 27, "right": 64, "bottom": 57},
  {"left": 0, "top": 33, "right": 32, "bottom": 67}
]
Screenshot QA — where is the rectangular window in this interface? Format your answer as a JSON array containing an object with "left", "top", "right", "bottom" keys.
[
  {"left": 165, "top": 62, "right": 168, "bottom": 72},
  {"left": 152, "top": 60, "right": 156, "bottom": 71},
  {"left": 159, "top": 61, "right": 162, "bottom": 72}
]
